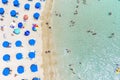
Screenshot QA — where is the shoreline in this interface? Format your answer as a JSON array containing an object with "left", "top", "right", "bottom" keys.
[{"left": 41, "top": 0, "right": 58, "bottom": 80}]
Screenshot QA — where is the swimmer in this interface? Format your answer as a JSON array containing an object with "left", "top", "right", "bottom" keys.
[
  {"left": 69, "top": 68, "right": 73, "bottom": 71},
  {"left": 92, "top": 33, "right": 97, "bottom": 35},
  {"left": 111, "top": 33, "right": 115, "bottom": 35},
  {"left": 66, "top": 49, "right": 71, "bottom": 53},
  {"left": 87, "top": 30, "right": 91, "bottom": 33},
  {"left": 108, "top": 33, "right": 115, "bottom": 38},
  {"left": 76, "top": 5, "right": 79, "bottom": 8},
  {"left": 115, "top": 67, "right": 120, "bottom": 74},
  {"left": 68, "top": 64, "right": 73, "bottom": 66},
  {"left": 59, "top": 14, "right": 61, "bottom": 17},
  {"left": 79, "top": 62, "right": 82, "bottom": 64},
  {"left": 74, "top": 10, "right": 78, "bottom": 15},
  {"left": 108, "top": 12, "right": 112, "bottom": 16}
]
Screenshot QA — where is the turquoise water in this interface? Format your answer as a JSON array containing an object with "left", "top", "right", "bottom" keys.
[{"left": 52, "top": 0, "right": 120, "bottom": 80}]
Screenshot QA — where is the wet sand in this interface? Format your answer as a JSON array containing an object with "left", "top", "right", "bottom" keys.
[{"left": 41, "top": 0, "right": 58, "bottom": 80}]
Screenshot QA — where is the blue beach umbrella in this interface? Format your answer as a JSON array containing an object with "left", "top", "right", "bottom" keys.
[
  {"left": 32, "top": 77, "right": 41, "bottom": 80},
  {"left": 18, "top": 22, "right": 23, "bottom": 28},
  {"left": 24, "top": 3, "right": 30, "bottom": 10},
  {"left": 2, "top": 41, "right": 10, "bottom": 48},
  {"left": 13, "top": 0, "right": 20, "bottom": 7},
  {"left": 2, "top": 67, "right": 10, "bottom": 76},
  {"left": 10, "top": 10, "right": 17, "bottom": 17},
  {"left": 2, "top": 0, "right": 8, "bottom": 4},
  {"left": 0, "top": 8, "right": 5, "bottom": 15},
  {"left": 28, "top": 51, "right": 36, "bottom": 59},
  {"left": 24, "top": 30, "right": 30, "bottom": 36},
  {"left": 17, "top": 66, "right": 24, "bottom": 74},
  {"left": 35, "top": 2, "right": 41, "bottom": 9},
  {"left": 15, "top": 40, "right": 22, "bottom": 47},
  {"left": 3, "top": 54, "right": 10, "bottom": 62},
  {"left": 28, "top": 39, "right": 36, "bottom": 46},
  {"left": 33, "top": 12, "right": 40, "bottom": 20},
  {"left": 13, "top": 28, "right": 20, "bottom": 35},
  {"left": 16, "top": 53, "right": 23, "bottom": 60},
  {"left": 30, "top": 64, "right": 38, "bottom": 72}
]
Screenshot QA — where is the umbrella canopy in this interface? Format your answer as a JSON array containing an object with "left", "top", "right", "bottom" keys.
[
  {"left": 32, "top": 26, "right": 38, "bottom": 31},
  {"left": 30, "top": 64, "right": 38, "bottom": 72},
  {"left": 3, "top": 54, "right": 10, "bottom": 61},
  {"left": 16, "top": 53, "right": 23, "bottom": 60},
  {"left": 32, "top": 24, "right": 39, "bottom": 31},
  {"left": 24, "top": 3, "right": 30, "bottom": 10},
  {"left": 13, "top": 28, "right": 20, "bottom": 35},
  {"left": 0, "top": 8, "right": 5, "bottom": 15},
  {"left": 32, "top": 27, "right": 37, "bottom": 31},
  {"left": 33, "top": 12, "right": 40, "bottom": 20},
  {"left": 2, "top": 41, "right": 10, "bottom": 48},
  {"left": 10, "top": 10, "right": 17, "bottom": 17},
  {"left": 32, "top": 77, "right": 41, "bottom": 80},
  {"left": 24, "top": 30, "right": 30, "bottom": 36},
  {"left": 2, "top": 67, "right": 10, "bottom": 76},
  {"left": 13, "top": 0, "right": 20, "bottom": 7},
  {"left": 2, "top": 0, "right": 8, "bottom": 4},
  {"left": 15, "top": 40, "right": 22, "bottom": 47},
  {"left": 17, "top": 66, "right": 24, "bottom": 74},
  {"left": 28, "top": 51, "right": 36, "bottom": 59},
  {"left": 35, "top": 2, "right": 41, "bottom": 9},
  {"left": 18, "top": 22, "right": 23, "bottom": 28},
  {"left": 23, "top": 15, "right": 28, "bottom": 20},
  {"left": 28, "top": 39, "right": 36, "bottom": 46}
]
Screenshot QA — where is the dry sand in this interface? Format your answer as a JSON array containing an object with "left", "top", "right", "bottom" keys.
[
  {"left": 0, "top": 0, "right": 58, "bottom": 79},
  {"left": 0, "top": 0, "right": 46, "bottom": 80}
]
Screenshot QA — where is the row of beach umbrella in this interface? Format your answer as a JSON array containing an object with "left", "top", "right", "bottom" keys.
[
  {"left": 3, "top": 64, "right": 38, "bottom": 76},
  {"left": 0, "top": 0, "right": 41, "bottom": 20},
  {"left": 3, "top": 51, "right": 36, "bottom": 61},
  {"left": 2, "top": 39, "right": 36, "bottom": 48}
]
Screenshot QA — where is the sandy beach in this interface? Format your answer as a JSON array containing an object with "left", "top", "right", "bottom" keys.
[
  {"left": 0, "top": 0, "right": 46, "bottom": 80},
  {"left": 0, "top": 0, "right": 58, "bottom": 79},
  {"left": 41, "top": 0, "right": 58, "bottom": 80}
]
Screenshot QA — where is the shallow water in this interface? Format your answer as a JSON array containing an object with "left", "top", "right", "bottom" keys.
[{"left": 52, "top": 0, "right": 120, "bottom": 80}]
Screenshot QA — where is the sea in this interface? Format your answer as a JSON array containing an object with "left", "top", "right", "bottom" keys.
[{"left": 51, "top": 0, "right": 120, "bottom": 80}]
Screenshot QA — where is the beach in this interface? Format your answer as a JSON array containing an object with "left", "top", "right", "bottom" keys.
[
  {"left": 1, "top": 0, "right": 120, "bottom": 80},
  {"left": 41, "top": 0, "right": 58, "bottom": 80},
  {"left": 0, "top": 0, "right": 47, "bottom": 80}
]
